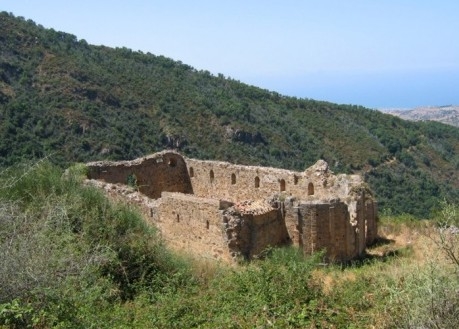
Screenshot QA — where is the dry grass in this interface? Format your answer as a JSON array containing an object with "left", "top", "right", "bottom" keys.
[{"left": 310, "top": 217, "right": 458, "bottom": 327}]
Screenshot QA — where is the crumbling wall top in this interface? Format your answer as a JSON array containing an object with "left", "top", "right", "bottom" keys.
[
  {"left": 232, "top": 199, "right": 277, "bottom": 215},
  {"left": 86, "top": 150, "right": 182, "bottom": 167}
]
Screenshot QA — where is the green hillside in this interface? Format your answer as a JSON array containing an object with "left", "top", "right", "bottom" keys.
[
  {"left": 1, "top": 12, "right": 458, "bottom": 217},
  {"left": 1, "top": 161, "right": 459, "bottom": 328}
]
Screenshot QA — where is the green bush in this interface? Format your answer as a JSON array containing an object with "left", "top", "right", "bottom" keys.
[
  {"left": 2, "top": 159, "right": 458, "bottom": 328},
  {"left": 0, "top": 160, "right": 187, "bottom": 327},
  {"left": 382, "top": 202, "right": 459, "bottom": 328},
  {"left": 385, "top": 260, "right": 459, "bottom": 328}
]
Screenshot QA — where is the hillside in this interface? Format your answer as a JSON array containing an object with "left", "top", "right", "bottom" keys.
[
  {"left": 1, "top": 12, "right": 458, "bottom": 217},
  {"left": 1, "top": 162, "right": 459, "bottom": 328},
  {"left": 383, "top": 105, "right": 459, "bottom": 128}
]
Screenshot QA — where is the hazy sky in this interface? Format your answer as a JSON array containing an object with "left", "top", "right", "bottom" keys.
[{"left": 2, "top": 0, "right": 459, "bottom": 108}]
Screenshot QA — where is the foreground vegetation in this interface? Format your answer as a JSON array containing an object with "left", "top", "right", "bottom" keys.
[
  {"left": 1, "top": 12, "right": 459, "bottom": 217},
  {"left": 1, "top": 162, "right": 458, "bottom": 328}
]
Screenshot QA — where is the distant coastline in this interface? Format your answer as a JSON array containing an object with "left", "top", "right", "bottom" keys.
[{"left": 380, "top": 105, "right": 459, "bottom": 128}]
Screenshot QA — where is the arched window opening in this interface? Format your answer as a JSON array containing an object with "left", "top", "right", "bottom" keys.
[
  {"left": 210, "top": 170, "right": 214, "bottom": 183},
  {"left": 280, "top": 179, "right": 286, "bottom": 192},
  {"left": 189, "top": 167, "right": 194, "bottom": 177},
  {"left": 255, "top": 176, "right": 260, "bottom": 188},
  {"left": 308, "top": 182, "right": 315, "bottom": 196},
  {"left": 176, "top": 214, "right": 180, "bottom": 222},
  {"left": 231, "top": 173, "right": 236, "bottom": 185},
  {"left": 206, "top": 220, "right": 210, "bottom": 229}
]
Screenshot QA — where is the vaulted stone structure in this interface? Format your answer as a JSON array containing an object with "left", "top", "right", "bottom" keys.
[{"left": 86, "top": 150, "right": 377, "bottom": 262}]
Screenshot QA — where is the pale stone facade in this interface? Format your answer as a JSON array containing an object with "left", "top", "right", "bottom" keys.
[{"left": 86, "top": 150, "right": 377, "bottom": 262}]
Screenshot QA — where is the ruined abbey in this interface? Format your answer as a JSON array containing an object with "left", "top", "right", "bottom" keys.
[{"left": 85, "top": 150, "right": 378, "bottom": 262}]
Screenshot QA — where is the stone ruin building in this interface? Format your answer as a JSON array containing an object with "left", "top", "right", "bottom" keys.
[{"left": 85, "top": 150, "right": 378, "bottom": 263}]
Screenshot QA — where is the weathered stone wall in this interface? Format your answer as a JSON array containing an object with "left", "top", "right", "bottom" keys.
[
  {"left": 365, "top": 200, "right": 378, "bottom": 245},
  {"left": 283, "top": 198, "right": 301, "bottom": 246},
  {"left": 247, "top": 210, "right": 290, "bottom": 257},
  {"left": 298, "top": 200, "right": 358, "bottom": 261},
  {"left": 223, "top": 200, "right": 290, "bottom": 260},
  {"left": 153, "top": 192, "right": 232, "bottom": 261},
  {"left": 86, "top": 151, "right": 367, "bottom": 206},
  {"left": 153, "top": 193, "right": 290, "bottom": 261},
  {"left": 282, "top": 194, "right": 378, "bottom": 261},
  {"left": 84, "top": 150, "right": 378, "bottom": 263},
  {"left": 185, "top": 158, "right": 327, "bottom": 202},
  {"left": 86, "top": 151, "right": 192, "bottom": 199}
]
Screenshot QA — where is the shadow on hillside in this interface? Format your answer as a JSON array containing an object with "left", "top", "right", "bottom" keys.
[
  {"left": 332, "top": 235, "right": 410, "bottom": 269},
  {"left": 368, "top": 235, "right": 395, "bottom": 248}
]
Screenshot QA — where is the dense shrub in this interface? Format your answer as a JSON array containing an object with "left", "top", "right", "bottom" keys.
[
  {"left": 0, "top": 161, "right": 187, "bottom": 327},
  {"left": 1, "top": 11, "right": 459, "bottom": 217},
  {"left": 1, "top": 159, "right": 459, "bottom": 328}
]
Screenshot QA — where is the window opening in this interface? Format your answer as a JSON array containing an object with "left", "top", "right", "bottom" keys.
[
  {"left": 280, "top": 179, "right": 286, "bottom": 192},
  {"left": 210, "top": 170, "right": 214, "bottom": 183},
  {"left": 308, "top": 182, "right": 314, "bottom": 195}
]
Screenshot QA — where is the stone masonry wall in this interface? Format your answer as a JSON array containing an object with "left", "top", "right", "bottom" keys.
[
  {"left": 86, "top": 151, "right": 193, "bottom": 199},
  {"left": 185, "top": 158, "right": 328, "bottom": 202},
  {"left": 283, "top": 198, "right": 301, "bottom": 247},
  {"left": 223, "top": 200, "right": 290, "bottom": 260},
  {"left": 298, "top": 201, "right": 356, "bottom": 261},
  {"left": 365, "top": 200, "right": 378, "bottom": 245},
  {"left": 84, "top": 150, "right": 378, "bottom": 263},
  {"left": 153, "top": 193, "right": 290, "bottom": 261},
  {"left": 154, "top": 192, "right": 232, "bottom": 261}
]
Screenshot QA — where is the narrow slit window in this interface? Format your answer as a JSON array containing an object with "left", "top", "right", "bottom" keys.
[
  {"left": 210, "top": 170, "right": 214, "bottom": 183},
  {"left": 280, "top": 179, "right": 286, "bottom": 192},
  {"left": 308, "top": 182, "right": 314, "bottom": 195}
]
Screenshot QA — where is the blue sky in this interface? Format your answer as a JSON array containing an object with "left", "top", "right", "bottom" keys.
[{"left": 2, "top": 0, "right": 459, "bottom": 108}]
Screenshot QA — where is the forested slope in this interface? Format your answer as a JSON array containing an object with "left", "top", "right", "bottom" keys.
[{"left": 1, "top": 12, "right": 458, "bottom": 217}]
